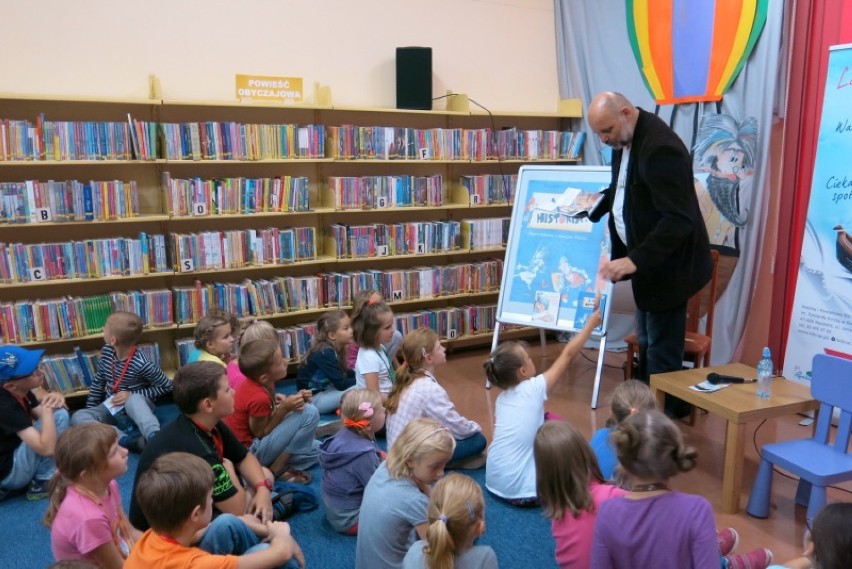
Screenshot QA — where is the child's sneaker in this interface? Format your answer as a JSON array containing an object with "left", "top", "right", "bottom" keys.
[
  {"left": 26, "top": 479, "right": 50, "bottom": 501},
  {"left": 119, "top": 433, "right": 147, "bottom": 454},
  {"left": 447, "top": 452, "right": 487, "bottom": 470},
  {"left": 717, "top": 527, "right": 740, "bottom": 556},
  {"left": 724, "top": 548, "right": 773, "bottom": 569}
]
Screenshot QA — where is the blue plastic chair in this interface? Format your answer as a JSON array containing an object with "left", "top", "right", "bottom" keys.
[{"left": 747, "top": 354, "right": 852, "bottom": 520}]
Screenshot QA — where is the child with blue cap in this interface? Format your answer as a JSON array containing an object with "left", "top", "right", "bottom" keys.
[{"left": 0, "top": 345, "right": 69, "bottom": 501}]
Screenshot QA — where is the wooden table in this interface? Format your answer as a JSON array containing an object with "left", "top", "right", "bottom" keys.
[{"left": 650, "top": 363, "right": 818, "bottom": 514}]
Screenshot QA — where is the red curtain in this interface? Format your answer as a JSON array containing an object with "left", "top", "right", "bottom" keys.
[{"left": 770, "top": 0, "right": 852, "bottom": 362}]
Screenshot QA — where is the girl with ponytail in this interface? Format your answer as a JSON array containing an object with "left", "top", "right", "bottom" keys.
[
  {"left": 590, "top": 410, "right": 773, "bottom": 569},
  {"left": 403, "top": 473, "right": 497, "bottom": 569},
  {"left": 46, "top": 423, "right": 137, "bottom": 568},
  {"left": 318, "top": 388, "right": 386, "bottom": 535}
]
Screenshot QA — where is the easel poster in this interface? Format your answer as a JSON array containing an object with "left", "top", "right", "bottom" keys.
[{"left": 497, "top": 166, "right": 613, "bottom": 334}]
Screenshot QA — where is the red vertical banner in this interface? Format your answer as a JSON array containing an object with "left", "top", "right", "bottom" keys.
[{"left": 771, "top": 0, "right": 852, "bottom": 365}]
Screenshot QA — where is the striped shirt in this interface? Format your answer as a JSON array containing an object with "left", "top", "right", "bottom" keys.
[{"left": 86, "top": 345, "right": 172, "bottom": 408}]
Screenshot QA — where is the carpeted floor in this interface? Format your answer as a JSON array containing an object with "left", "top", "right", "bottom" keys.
[{"left": 1, "top": 384, "right": 558, "bottom": 569}]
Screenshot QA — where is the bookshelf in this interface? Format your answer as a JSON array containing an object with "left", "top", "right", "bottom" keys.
[{"left": 0, "top": 93, "right": 584, "bottom": 398}]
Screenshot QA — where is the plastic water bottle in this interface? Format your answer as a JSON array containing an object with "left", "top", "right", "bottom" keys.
[{"left": 757, "top": 347, "right": 773, "bottom": 399}]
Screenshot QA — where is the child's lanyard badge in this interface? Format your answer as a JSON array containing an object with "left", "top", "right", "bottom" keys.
[
  {"left": 111, "top": 346, "right": 137, "bottom": 394},
  {"left": 381, "top": 346, "right": 396, "bottom": 384}
]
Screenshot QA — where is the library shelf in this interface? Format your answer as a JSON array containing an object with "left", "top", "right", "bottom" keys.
[{"left": 0, "top": 93, "right": 584, "bottom": 399}]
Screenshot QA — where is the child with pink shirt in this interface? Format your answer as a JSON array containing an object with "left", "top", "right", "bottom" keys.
[
  {"left": 46, "top": 423, "right": 138, "bottom": 568},
  {"left": 535, "top": 420, "right": 626, "bottom": 569}
]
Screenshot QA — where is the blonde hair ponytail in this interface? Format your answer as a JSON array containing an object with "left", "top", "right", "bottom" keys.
[{"left": 422, "top": 474, "right": 484, "bottom": 569}]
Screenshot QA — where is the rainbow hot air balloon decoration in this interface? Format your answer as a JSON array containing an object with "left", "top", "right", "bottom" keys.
[{"left": 626, "top": 0, "right": 769, "bottom": 104}]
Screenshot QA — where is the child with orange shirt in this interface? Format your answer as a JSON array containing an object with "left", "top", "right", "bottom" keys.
[{"left": 126, "top": 452, "right": 303, "bottom": 569}]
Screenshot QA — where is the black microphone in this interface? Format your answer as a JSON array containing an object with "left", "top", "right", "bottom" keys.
[{"left": 706, "top": 372, "right": 757, "bottom": 384}]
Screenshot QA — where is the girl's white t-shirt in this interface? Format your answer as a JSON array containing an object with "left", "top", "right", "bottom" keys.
[
  {"left": 485, "top": 374, "right": 547, "bottom": 499},
  {"left": 354, "top": 347, "right": 394, "bottom": 394}
]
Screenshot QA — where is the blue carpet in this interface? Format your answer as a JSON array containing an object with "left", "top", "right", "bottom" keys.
[{"left": 1, "top": 390, "right": 558, "bottom": 568}]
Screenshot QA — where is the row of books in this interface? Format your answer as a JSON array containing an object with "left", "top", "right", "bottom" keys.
[
  {"left": 0, "top": 234, "right": 170, "bottom": 283},
  {"left": 500, "top": 130, "right": 586, "bottom": 161},
  {"left": 0, "top": 173, "right": 516, "bottom": 226},
  {"left": 393, "top": 304, "right": 506, "bottom": 340},
  {"left": 327, "top": 174, "right": 444, "bottom": 210},
  {"left": 160, "top": 122, "right": 327, "bottom": 161},
  {"left": 0, "top": 117, "right": 135, "bottom": 162},
  {"left": 462, "top": 217, "right": 511, "bottom": 250},
  {"left": 1, "top": 116, "right": 585, "bottom": 163},
  {"left": 351, "top": 260, "right": 504, "bottom": 304},
  {"left": 328, "top": 221, "right": 461, "bottom": 259},
  {"left": 174, "top": 276, "right": 326, "bottom": 324},
  {"left": 460, "top": 174, "right": 518, "bottom": 205},
  {"left": 171, "top": 227, "right": 317, "bottom": 273},
  {"left": 327, "top": 125, "right": 584, "bottom": 161},
  {"left": 163, "top": 173, "right": 311, "bottom": 217},
  {"left": 41, "top": 343, "right": 160, "bottom": 394},
  {"left": 0, "top": 255, "right": 505, "bottom": 343},
  {"left": 0, "top": 179, "right": 140, "bottom": 224},
  {"left": 170, "top": 259, "right": 504, "bottom": 324},
  {"left": 1, "top": 289, "right": 174, "bottom": 344},
  {"left": 0, "top": 218, "right": 507, "bottom": 285}
]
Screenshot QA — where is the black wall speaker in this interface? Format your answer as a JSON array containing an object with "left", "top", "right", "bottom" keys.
[{"left": 396, "top": 47, "right": 432, "bottom": 110}]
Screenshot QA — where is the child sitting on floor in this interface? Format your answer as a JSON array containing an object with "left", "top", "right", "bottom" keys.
[
  {"left": 385, "top": 328, "right": 485, "bottom": 469},
  {"left": 484, "top": 298, "right": 601, "bottom": 506},
  {"left": 223, "top": 339, "right": 319, "bottom": 484},
  {"left": 356, "top": 418, "right": 455, "bottom": 569},
  {"left": 347, "top": 289, "right": 403, "bottom": 368},
  {"left": 72, "top": 311, "right": 173, "bottom": 454},
  {"left": 0, "top": 345, "right": 69, "bottom": 502},
  {"left": 353, "top": 300, "right": 397, "bottom": 401},
  {"left": 226, "top": 318, "right": 278, "bottom": 391},
  {"left": 46, "top": 424, "right": 137, "bottom": 568},
  {"left": 591, "top": 380, "right": 770, "bottom": 568},
  {"left": 191, "top": 313, "right": 236, "bottom": 367},
  {"left": 534, "top": 420, "right": 626, "bottom": 568},
  {"left": 126, "top": 452, "right": 302, "bottom": 569},
  {"left": 590, "top": 379, "right": 655, "bottom": 481},
  {"left": 319, "top": 388, "right": 386, "bottom": 535},
  {"left": 403, "top": 473, "right": 498, "bottom": 568},
  {"left": 766, "top": 502, "right": 852, "bottom": 569},
  {"left": 297, "top": 310, "right": 356, "bottom": 414},
  {"left": 590, "top": 410, "right": 774, "bottom": 569}
]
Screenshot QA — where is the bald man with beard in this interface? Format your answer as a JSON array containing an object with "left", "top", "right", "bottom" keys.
[{"left": 586, "top": 92, "right": 712, "bottom": 418}]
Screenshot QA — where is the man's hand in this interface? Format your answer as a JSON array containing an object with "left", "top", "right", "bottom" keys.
[
  {"left": 599, "top": 257, "right": 637, "bottom": 281},
  {"left": 299, "top": 389, "right": 313, "bottom": 404}
]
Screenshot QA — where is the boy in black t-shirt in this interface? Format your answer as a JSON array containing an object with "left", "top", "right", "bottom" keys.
[
  {"left": 128, "top": 361, "right": 274, "bottom": 532},
  {"left": 0, "top": 346, "right": 69, "bottom": 501}
]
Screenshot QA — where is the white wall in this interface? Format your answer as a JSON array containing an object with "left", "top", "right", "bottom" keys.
[{"left": 0, "top": 0, "right": 559, "bottom": 112}]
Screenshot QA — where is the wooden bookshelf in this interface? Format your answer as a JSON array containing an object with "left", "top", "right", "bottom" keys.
[{"left": 0, "top": 94, "right": 584, "bottom": 399}]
